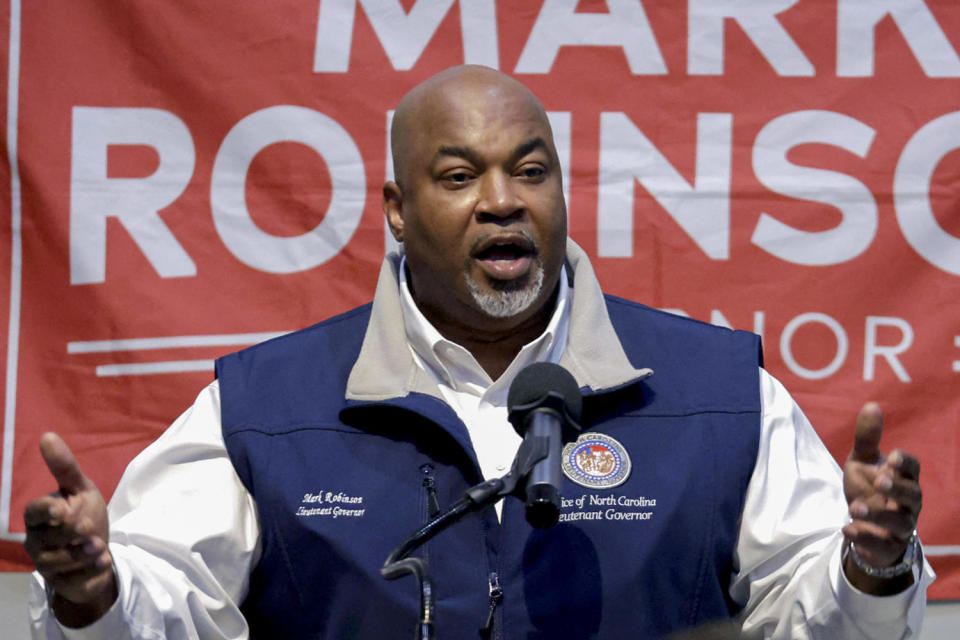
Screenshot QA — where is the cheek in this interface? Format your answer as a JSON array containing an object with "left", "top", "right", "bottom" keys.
[
  {"left": 535, "top": 212, "right": 568, "bottom": 277},
  {"left": 410, "top": 204, "right": 475, "bottom": 255},
  {"left": 403, "top": 218, "right": 471, "bottom": 278},
  {"left": 412, "top": 224, "right": 466, "bottom": 268},
  {"left": 535, "top": 199, "right": 568, "bottom": 245}
]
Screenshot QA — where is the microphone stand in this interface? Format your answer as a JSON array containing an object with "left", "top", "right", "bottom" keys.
[{"left": 381, "top": 435, "right": 551, "bottom": 640}]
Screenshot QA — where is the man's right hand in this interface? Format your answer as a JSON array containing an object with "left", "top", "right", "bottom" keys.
[{"left": 24, "top": 432, "right": 117, "bottom": 627}]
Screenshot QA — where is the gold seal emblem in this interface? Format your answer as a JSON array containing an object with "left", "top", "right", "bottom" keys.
[{"left": 562, "top": 432, "right": 631, "bottom": 489}]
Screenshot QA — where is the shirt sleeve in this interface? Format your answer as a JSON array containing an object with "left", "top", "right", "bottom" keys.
[
  {"left": 732, "top": 369, "right": 935, "bottom": 639},
  {"left": 28, "top": 380, "right": 261, "bottom": 640}
]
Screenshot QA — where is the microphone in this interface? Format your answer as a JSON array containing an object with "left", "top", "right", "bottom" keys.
[{"left": 507, "top": 362, "right": 582, "bottom": 529}]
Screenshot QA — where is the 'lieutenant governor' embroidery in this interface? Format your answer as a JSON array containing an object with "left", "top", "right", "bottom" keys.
[{"left": 295, "top": 490, "right": 366, "bottom": 519}]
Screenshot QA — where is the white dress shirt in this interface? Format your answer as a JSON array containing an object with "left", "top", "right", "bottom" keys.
[
  {"left": 397, "top": 259, "right": 570, "bottom": 501},
  {"left": 29, "top": 272, "right": 935, "bottom": 639}
]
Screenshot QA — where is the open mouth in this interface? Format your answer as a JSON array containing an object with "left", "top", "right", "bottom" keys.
[
  {"left": 475, "top": 242, "right": 532, "bottom": 261},
  {"left": 472, "top": 234, "right": 536, "bottom": 280}
]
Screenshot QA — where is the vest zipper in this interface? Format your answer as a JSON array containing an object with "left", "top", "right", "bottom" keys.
[
  {"left": 480, "top": 570, "right": 502, "bottom": 639},
  {"left": 417, "top": 464, "right": 440, "bottom": 570},
  {"left": 420, "top": 464, "right": 441, "bottom": 518}
]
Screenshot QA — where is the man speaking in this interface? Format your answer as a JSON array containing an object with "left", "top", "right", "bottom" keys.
[{"left": 25, "top": 66, "right": 932, "bottom": 639}]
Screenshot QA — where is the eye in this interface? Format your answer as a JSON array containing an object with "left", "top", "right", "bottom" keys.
[
  {"left": 440, "top": 170, "right": 475, "bottom": 188},
  {"left": 517, "top": 164, "right": 546, "bottom": 182}
]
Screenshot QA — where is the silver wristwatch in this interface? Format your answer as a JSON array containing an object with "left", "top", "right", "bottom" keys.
[{"left": 845, "top": 530, "right": 919, "bottom": 579}]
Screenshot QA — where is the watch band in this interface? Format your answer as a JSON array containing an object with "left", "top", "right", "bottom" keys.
[{"left": 845, "top": 530, "right": 919, "bottom": 578}]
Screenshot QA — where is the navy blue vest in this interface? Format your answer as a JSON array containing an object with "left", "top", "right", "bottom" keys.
[{"left": 216, "top": 296, "right": 762, "bottom": 639}]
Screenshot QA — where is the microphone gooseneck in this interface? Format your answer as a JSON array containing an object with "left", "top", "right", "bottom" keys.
[
  {"left": 382, "top": 363, "right": 583, "bottom": 638},
  {"left": 507, "top": 362, "right": 582, "bottom": 529}
]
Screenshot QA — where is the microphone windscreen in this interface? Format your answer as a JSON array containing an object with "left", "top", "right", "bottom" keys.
[{"left": 507, "top": 362, "right": 582, "bottom": 421}]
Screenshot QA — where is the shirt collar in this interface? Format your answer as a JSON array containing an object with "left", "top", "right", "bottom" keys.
[
  {"left": 398, "top": 256, "right": 571, "bottom": 399},
  {"left": 344, "top": 239, "right": 651, "bottom": 403}
]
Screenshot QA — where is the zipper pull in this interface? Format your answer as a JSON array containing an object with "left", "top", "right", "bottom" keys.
[
  {"left": 421, "top": 465, "right": 441, "bottom": 518},
  {"left": 480, "top": 571, "right": 502, "bottom": 637}
]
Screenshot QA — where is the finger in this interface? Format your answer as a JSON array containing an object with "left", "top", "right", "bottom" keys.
[
  {"left": 873, "top": 474, "right": 922, "bottom": 513},
  {"left": 848, "top": 498, "right": 870, "bottom": 519},
  {"left": 843, "top": 522, "right": 910, "bottom": 566},
  {"left": 846, "top": 461, "right": 880, "bottom": 493},
  {"left": 25, "top": 504, "right": 98, "bottom": 553},
  {"left": 25, "top": 494, "right": 100, "bottom": 542},
  {"left": 25, "top": 527, "right": 81, "bottom": 567},
  {"left": 44, "top": 560, "right": 115, "bottom": 605},
  {"left": 851, "top": 402, "right": 883, "bottom": 464},
  {"left": 844, "top": 463, "right": 891, "bottom": 517},
  {"left": 24, "top": 496, "right": 66, "bottom": 529},
  {"left": 39, "top": 432, "right": 89, "bottom": 495},
  {"left": 888, "top": 450, "right": 920, "bottom": 481},
  {"left": 852, "top": 509, "right": 917, "bottom": 540},
  {"left": 844, "top": 519, "right": 895, "bottom": 543},
  {"left": 32, "top": 539, "right": 107, "bottom": 577},
  {"left": 851, "top": 482, "right": 919, "bottom": 524},
  {"left": 25, "top": 522, "right": 92, "bottom": 552}
]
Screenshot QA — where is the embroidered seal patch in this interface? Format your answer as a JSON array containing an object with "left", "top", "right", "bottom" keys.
[{"left": 562, "top": 433, "right": 631, "bottom": 489}]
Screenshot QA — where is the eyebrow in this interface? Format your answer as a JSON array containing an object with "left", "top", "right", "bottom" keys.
[
  {"left": 433, "top": 137, "right": 550, "bottom": 168},
  {"left": 510, "top": 138, "right": 548, "bottom": 164},
  {"left": 435, "top": 144, "right": 483, "bottom": 166}
]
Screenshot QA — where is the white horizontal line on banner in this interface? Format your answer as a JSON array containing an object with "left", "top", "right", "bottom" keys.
[
  {"left": 925, "top": 546, "right": 960, "bottom": 557},
  {"left": 0, "top": 531, "right": 25, "bottom": 543},
  {"left": 68, "top": 332, "right": 289, "bottom": 354},
  {"left": 96, "top": 360, "right": 215, "bottom": 377}
]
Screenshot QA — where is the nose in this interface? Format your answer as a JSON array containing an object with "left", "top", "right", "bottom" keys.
[{"left": 475, "top": 171, "right": 524, "bottom": 222}]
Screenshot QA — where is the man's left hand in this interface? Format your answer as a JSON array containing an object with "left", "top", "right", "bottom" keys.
[{"left": 842, "top": 402, "right": 922, "bottom": 593}]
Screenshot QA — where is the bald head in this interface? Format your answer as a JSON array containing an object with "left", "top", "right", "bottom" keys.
[{"left": 390, "top": 65, "right": 556, "bottom": 188}]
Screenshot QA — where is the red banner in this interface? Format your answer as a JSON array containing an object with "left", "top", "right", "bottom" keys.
[{"left": 2, "top": 1, "right": 958, "bottom": 599}]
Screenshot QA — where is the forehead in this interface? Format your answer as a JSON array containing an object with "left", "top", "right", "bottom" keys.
[{"left": 411, "top": 80, "right": 554, "bottom": 161}]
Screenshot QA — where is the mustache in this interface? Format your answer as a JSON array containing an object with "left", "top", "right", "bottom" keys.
[{"left": 469, "top": 230, "right": 538, "bottom": 257}]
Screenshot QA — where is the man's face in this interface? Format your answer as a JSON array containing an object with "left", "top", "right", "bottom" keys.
[{"left": 385, "top": 75, "right": 567, "bottom": 334}]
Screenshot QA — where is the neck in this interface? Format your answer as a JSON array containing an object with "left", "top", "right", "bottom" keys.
[{"left": 421, "top": 288, "right": 558, "bottom": 381}]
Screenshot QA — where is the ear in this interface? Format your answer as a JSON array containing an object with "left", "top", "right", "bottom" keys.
[{"left": 382, "top": 181, "right": 405, "bottom": 243}]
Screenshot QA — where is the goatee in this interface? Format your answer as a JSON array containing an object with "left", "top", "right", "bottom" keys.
[{"left": 465, "top": 262, "right": 545, "bottom": 318}]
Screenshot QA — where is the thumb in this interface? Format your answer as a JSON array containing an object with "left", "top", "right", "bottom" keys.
[
  {"left": 850, "top": 402, "right": 883, "bottom": 464},
  {"left": 39, "top": 432, "right": 90, "bottom": 495}
]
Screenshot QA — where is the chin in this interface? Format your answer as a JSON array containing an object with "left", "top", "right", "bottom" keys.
[{"left": 465, "top": 266, "right": 545, "bottom": 319}]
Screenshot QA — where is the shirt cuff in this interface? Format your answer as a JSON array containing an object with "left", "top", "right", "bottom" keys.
[
  {"left": 830, "top": 537, "right": 935, "bottom": 631},
  {"left": 29, "top": 570, "right": 127, "bottom": 640},
  {"left": 54, "top": 596, "right": 126, "bottom": 640}
]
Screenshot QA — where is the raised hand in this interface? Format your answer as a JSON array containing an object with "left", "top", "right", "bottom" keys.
[
  {"left": 842, "top": 403, "right": 922, "bottom": 593},
  {"left": 24, "top": 433, "right": 117, "bottom": 626}
]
